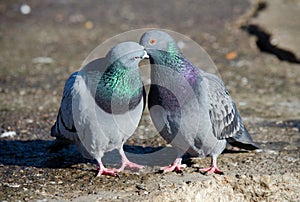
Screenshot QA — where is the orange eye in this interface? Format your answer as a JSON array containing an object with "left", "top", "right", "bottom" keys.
[{"left": 150, "top": 39, "right": 156, "bottom": 45}]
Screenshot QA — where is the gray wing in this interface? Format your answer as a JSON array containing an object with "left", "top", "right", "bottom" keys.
[
  {"left": 204, "top": 73, "right": 259, "bottom": 149},
  {"left": 51, "top": 72, "right": 78, "bottom": 138},
  {"left": 205, "top": 73, "right": 242, "bottom": 140},
  {"left": 49, "top": 58, "right": 107, "bottom": 153},
  {"left": 49, "top": 72, "right": 78, "bottom": 152},
  {"left": 51, "top": 58, "right": 106, "bottom": 137},
  {"left": 60, "top": 72, "right": 78, "bottom": 131}
]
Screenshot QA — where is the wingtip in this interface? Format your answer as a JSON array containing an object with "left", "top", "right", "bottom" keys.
[{"left": 227, "top": 137, "right": 260, "bottom": 150}]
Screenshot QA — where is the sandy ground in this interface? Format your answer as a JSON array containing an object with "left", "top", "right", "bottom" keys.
[{"left": 0, "top": 0, "right": 299, "bottom": 201}]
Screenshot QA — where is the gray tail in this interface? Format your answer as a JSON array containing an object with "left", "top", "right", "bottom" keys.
[
  {"left": 48, "top": 122, "right": 71, "bottom": 153},
  {"left": 227, "top": 126, "right": 259, "bottom": 150}
]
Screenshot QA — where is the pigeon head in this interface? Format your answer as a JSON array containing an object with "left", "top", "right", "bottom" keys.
[
  {"left": 139, "top": 30, "right": 181, "bottom": 56},
  {"left": 105, "top": 41, "right": 149, "bottom": 68}
]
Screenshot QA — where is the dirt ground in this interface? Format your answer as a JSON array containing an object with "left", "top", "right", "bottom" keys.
[{"left": 0, "top": 0, "right": 299, "bottom": 201}]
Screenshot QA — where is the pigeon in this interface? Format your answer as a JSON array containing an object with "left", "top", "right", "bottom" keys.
[
  {"left": 49, "top": 41, "right": 149, "bottom": 176},
  {"left": 140, "top": 30, "right": 259, "bottom": 174}
]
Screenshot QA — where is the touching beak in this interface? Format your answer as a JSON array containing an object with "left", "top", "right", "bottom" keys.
[{"left": 142, "top": 50, "right": 149, "bottom": 59}]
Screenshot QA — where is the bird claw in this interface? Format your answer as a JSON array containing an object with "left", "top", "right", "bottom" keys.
[
  {"left": 96, "top": 168, "right": 117, "bottom": 177},
  {"left": 160, "top": 164, "right": 187, "bottom": 173},
  {"left": 199, "top": 166, "right": 224, "bottom": 175},
  {"left": 125, "top": 161, "right": 144, "bottom": 170},
  {"left": 114, "top": 161, "right": 144, "bottom": 172}
]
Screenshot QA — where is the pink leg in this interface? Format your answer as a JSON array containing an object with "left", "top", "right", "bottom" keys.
[
  {"left": 96, "top": 161, "right": 117, "bottom": 177},
  {"left": 200, "top": 155, "right": 224, "bottom": 175},
  {"left": 160, "top": 156, "right": 187, "bottom": 172},
  {"left": 115, "top": 149, "right": 144, "bottom": 172}
]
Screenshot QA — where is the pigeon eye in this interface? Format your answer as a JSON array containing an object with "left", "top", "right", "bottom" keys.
[
  {"left": 133, "top": 56, "right": 139, "bottom": 60},
  {"left": 149, "top": 39, "right": 156, "bottom": 45}
]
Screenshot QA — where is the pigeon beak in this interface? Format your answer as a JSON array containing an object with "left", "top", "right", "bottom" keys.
[{"left": 142, "top": 50, "right": 149, "bottom": 59}]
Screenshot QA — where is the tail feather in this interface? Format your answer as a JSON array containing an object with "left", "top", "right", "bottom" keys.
[
  {"left": 48, "top": 122, "right": 72, "bottom": 153},
  {"left": 227, "top": 127, "right": 259, "bottom": 150}
]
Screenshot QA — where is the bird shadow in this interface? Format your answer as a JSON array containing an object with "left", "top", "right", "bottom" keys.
[
  {"left": 0, "top": 139, "right": 87, "bottom": 168},
  {"left": 0, "top": 139, "right": 263, "bottom": 170},
  {"left": 0, "top": 139, "right": 179, "bottom": 169}
]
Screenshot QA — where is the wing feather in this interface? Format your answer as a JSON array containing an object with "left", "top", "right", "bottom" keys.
[{"left": 204, "top": 73, "right": 242, "bottom": 140}]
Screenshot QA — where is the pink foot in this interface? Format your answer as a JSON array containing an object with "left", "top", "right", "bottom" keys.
[
  {"left": 124, "top": 161, "right": 144, "bottom": 170},
  {"left": 200, "top": 156, "right": 224, "bottom": 175},
  {"left": 96, "top": 162, "right": 117, "bottom": 177},
  {"left": 96, "top": 168, "right": 117, "bottom": 177},
  {"left": 115, "top": 161, "right": 144, "bottom": 172},
  {"left": 160, "top": 157, "right": 186, "bottom": 173},
  {"left": 200, "top": 166, "right": 224, "bottom": 175},
  {"left": 116, "top": 149, "right": 144, "bottom": 172},
  {"left": 160, "top": 163, "right": 187, "bottom": 172}
]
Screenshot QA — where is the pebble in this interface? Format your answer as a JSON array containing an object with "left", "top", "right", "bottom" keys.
[
  {"left": 238, "top": 101, "right": 247, "bottom": 106},
  {"left": 20, "top": 129, "right": 28, "bottom": 134},
  {"left": 4, "top": 183, "right": 20, "bottom": 188},
  {"left": 84, "top": 21, "right": 94, "bottom": 30},
  {"left": 0, "top": 131, "right": 16, "bottom": 138},
  {"left": 69, "top": 14, "right": 85, "bottom": 23},
  {"left": 241, "top": 77, "right": 248, "bottom": 85},
  {"left": 255, "top": 149, "right": 278, "bottom": 155},
  {"left": 236, "top": 174, "right": 246, "bottom": 179},
  {"left": 32, "top": 57, "right": 54, "bottom": 64},
  {"left": 19, "top": 90, "right": 26, "bottom": 96},
  {"left": 283, "top": 156, "right": 298, "bottom": 163},
  {"left": 20, "top": 4, "right": 31, "bottom": 15},
  {"left": 25, "top": 119, "right": 34, "bottom": 124},
  {"left": 260, "top": 175, "right": 271, "bottom": 189},
  {"left": 235, "top": 60, "right": 252, "bottom": 68},
  {"left": 284, "top": 145, "right": 298, "bottom": 151}
]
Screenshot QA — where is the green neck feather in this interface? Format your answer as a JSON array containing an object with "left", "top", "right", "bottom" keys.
[
  {"left": 95, "top": 60, "right": 143, "bottom": 113},
  {"left": 99, "top": 61, "right": 141, "bottom": 98},
  {"left": 167, "top": 41, "right": 181, "bottom": 57},
  {"left": 151, "top": 41, "right": 183, "bottom": 68}
]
